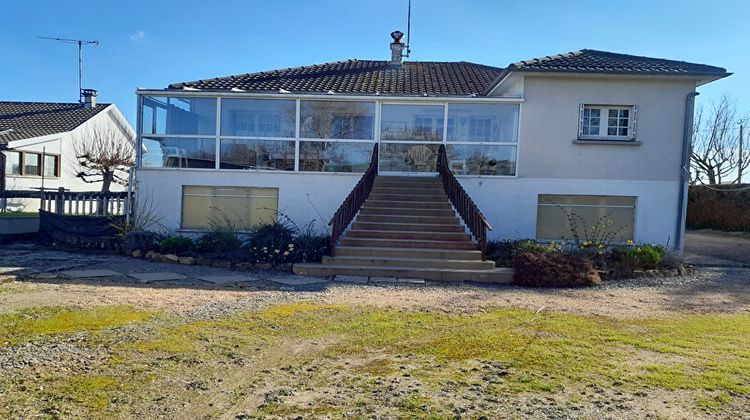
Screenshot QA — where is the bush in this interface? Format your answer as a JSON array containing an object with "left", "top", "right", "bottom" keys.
[
  {"left": 513, "top": 252, "right": 601, "bottom": 288},
  {"left": 292, "top": 233, "right": 331, "bottom": 263},
  {"left": 121, "top": 231, "right": 161, "bottom": 254},
  {"left": 688, "top": 185, "right": 750, "bottom": 231},
  {"left": 609, "top": 244, "right": 665, "bottom": 271},
  {"left": 247, "top": 220, "right": 296, "bottom": 265},
  {"left": 514, "top": 239, "right": 561, "bottom": 255},
  {"left": 159, "top": 236, "right": 194, "bottom": 255},
  {"left": 194, "top": 230, "right": 242, "bottom": 253},
  {"left": 486, "top": 240, "right": 515, "bottom": 267}
]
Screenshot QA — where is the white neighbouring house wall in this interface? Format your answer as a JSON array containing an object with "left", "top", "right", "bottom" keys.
[
  {"left": 2, "top": 105, "right": 135, "bottom": 211},
  {"left": 134, "top": 74, "right": 698, "bottom": 251}
]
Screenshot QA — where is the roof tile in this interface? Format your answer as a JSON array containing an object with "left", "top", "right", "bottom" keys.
[{"left": 0, "top": 102, "right": 110, "bottom": 144}]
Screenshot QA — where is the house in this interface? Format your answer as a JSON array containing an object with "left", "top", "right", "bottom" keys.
[
  {"left": 0, "top": 90, "right": 135, "bottom": 212},
  {"left": 132, "top": 32, "right": 729, "bottom": 280}
]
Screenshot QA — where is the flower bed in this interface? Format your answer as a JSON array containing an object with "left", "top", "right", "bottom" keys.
[{"left": 487, "top": 239, "right": 693, "bottom": 288}]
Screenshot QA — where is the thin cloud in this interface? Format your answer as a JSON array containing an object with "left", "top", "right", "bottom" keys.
[{"left": 129, "top": 31, "right": 145, "bottom": 41}]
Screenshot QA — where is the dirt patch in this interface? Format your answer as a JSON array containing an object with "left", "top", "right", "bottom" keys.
[{"left": 686, "top": 229, "right": 750, "bottom": 265}]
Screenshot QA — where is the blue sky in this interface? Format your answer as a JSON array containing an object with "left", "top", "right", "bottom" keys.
[{"left": 1, "top": 0, "right": 747, "bottom": 126}]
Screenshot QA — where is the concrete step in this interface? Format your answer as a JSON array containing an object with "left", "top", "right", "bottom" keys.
[
  {"left": 340, "top": 237, "right": 478, "bottom": 250},
  {"left": 368, "top": 194, "right": 447, "bottom": 202},
  {"left": 374, "top": 181, "right": 443, "bottom": 189},
  {"left": 365, "top": 200, "right": 451, "bottom": 210},
  {"left": 351, "top": 221, "right": 465, "bottom": 233},
  {"left": 359, "top": 207, "right": 456, "bottom": 217},
  {"left": 345, "top": 229, "right": 472, "bottom": 242},
  {"left": 293, "top": 263, "right": 513, "bottom": 283},
  {"left": 334, "top": 246, "right": 484, "bottom": 260},
  {"left": 355, "top": 214, "right": 461, "bottom": 225},
  {"left": 375, "top": 176, "right": 439, "bottom": 182},
  {"left": 372, "top": 186, "right": 445, "bottom": 195},
  {"left": 322, "top": 255, "right": 495, "bottom": 270}
]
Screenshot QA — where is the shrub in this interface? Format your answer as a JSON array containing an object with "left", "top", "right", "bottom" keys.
[
  {"left": 513, "top": 252, "right": 601, "bottom": 288},
  {"left": 486, "top": 240, "right": 516, "bottom": 267},
  {"left": 514, "top": 239, "right": 562, "bottom": 255},
  {"left": 194, "top": 230, "right": 242, "bottom": 253},
  {"left": 292, "top": 233, "right": 331, "bottom": 263},
  {"left": 159, "top": 236, "right": 194, "bottom": 255},
  {"left": 609, "top": 244, "right": 665, "bottom": 271},
  {"left": 247, "top": 220, "right": 296, "bottom": 265},
  {"left": 121, "top": 231, "right": 161, "bottom": 254}
]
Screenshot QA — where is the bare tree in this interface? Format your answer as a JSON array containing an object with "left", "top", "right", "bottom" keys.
[
  {"left": 691, "top": 95, "right": 749, "bottom": 185},
  {"left": 72, "top": 125, "right": 135, "bottom": 192}
]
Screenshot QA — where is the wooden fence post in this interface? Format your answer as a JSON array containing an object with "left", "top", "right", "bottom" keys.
[{"left": 55, "top": 187, "right": 65, "bottom": 215}]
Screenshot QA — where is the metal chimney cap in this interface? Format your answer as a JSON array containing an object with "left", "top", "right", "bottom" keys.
[
  {"left": 390, "top": 31, "right": 404, "bottom": 43},
  {"left": 81, "top": 88, "right": 98, "bottom": 97}
]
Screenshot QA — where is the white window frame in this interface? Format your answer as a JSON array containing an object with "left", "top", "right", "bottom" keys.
[{"left": 578, "top": 104, "right": 637, "bottom": 141}]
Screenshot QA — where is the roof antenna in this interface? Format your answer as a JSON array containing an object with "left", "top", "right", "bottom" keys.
[
  {"left": 405, "top": 0, "right": 412, "bottom": 58},
  {"left": 37, "top": 36, "right": 100, "bottom": 104}
]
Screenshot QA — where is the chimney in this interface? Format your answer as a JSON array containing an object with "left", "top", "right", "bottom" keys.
[
  {"left": 81, "top": 89, "right": 97, "bottom": 108},
  {"left": 389, "top": 31, "right": 405, "bottom": 66}
]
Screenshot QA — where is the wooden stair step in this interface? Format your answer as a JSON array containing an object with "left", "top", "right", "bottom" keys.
[
  {"left": 345, "top": 229, "right": 472, "bottom": 242},
  {"left": 340, "top": 237, "right": 478, "bottom": 250},
  {"left": 355, "top": 214, "right": 461, "bottom": 225},
  {"left": 365, "top": 200, "right": 452, "bottom": 209},
  {"left": 333, "top": 246, "right": 484, "bottom": 260},
  {"left": 351, "top": 221, "right": 465, "bottom": 233},
  {"left": 359, "top": 207, "right": 456, "bottom": 217}
]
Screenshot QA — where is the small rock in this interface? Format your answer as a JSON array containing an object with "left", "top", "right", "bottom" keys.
[
  {"left": 150, "top": 252, "right": 162, "bottom": 261},
  {"left": 178, "top": 256, "right": 196, "bottom": 266},
  {"left": 132, "top": 249, "right": 143, "bottom": 258},
  {"left": 256, "top": 263, "right": 272, "bottom": 270},
  {"left": 235, "top": 262, "right": 254, "bottom": 270},
  {"left": 277, "top": 263, "right": 294, "bottom": 272},
  {"left": 213, "top": 260, "right": 232, "bottom": 268},
  {"left": 335, "top": 275, "right": 369, "bottom": 284},
  {"left": 0, "top": 275, "right": 16, "bottom": 284},
  {"left": 196, "top": 257, "right": 213, "bottom": 266},
  {"left": 161, "top": 254, "right": 180, "bottom": 263}
]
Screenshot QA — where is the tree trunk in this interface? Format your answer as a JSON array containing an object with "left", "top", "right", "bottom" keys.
[{"left": 101, "top": 171, "right": 114, "bottom": 192}]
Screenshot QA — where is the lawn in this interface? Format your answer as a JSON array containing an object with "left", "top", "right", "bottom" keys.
[
  {"left": 0, "top": 212, "right": 38, "bottom": 218},
  {"left": 0, "top": 302, "right": 748, "bottom": 418}
]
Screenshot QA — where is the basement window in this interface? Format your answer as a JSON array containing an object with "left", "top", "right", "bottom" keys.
[
  {"left": 536, "top": 194, "right": 636, "bottom": 243},
  {"left": 181, "top": 186, "right": 279, "bottom": 230},
  {"left": 578, "top": 105, "right": 637, "bottom": 141}
]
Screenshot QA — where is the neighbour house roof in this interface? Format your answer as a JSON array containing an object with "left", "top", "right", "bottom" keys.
[
  {"left": 165, "top": 49, "right": 729, "bottom": 97},
  {"left": 0, "top": 102, "right": 110, "bottom": 145}
]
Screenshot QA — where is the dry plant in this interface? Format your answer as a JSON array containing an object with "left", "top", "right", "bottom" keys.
[{"left": 72, "top": 125, "right": 135, "bottom": 192}]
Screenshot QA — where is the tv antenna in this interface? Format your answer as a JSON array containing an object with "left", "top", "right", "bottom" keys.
[
  {"left": 37, "top": 36, "right": 100, "bottom": 103},
  {"left": 405, "top": 0, "right": 412, "bottom": 58}
]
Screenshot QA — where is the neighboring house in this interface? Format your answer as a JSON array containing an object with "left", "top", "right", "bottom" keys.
[
  {"left": 0, "top": 91, "right": 135, "bottom": 211},
  {"left": 133, "top": 33, "right": 728, "bottom": 279}
]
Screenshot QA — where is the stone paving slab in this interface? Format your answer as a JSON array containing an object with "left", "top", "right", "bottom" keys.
[
  {"left": 62, "top": 269, "right": 123, "bottom": 278},
  {"left": 370, "top": 277, "right": 426, "bottom": 284},
  {"left": 198, "top": 275, "right": 256, "bottom": 285},
  {"left": 270, "top": 276, "right": 329, "bottom": 286},
  {"left": 333, "top": 275, "right": 369, "bottom": 284},
  {"left": 127, "top": 272, "right": 188, "bottom": 283}
]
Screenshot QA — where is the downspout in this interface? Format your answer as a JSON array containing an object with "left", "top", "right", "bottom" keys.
[
  {"left": 675, "top": 91, "right": 699, "bottom": 254},
  {"left": 0, "top": 145, "right": 6, "bottom": 192}
]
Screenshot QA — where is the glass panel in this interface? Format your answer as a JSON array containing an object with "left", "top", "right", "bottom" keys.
[
  {"left": 220, "top": 139, "right": 295, "bottom": 171},
  {"left": 182, "top": 186, "right": 278, "bottom": 230},
  {"left": 24, "top": 153, "right": 40, "bottom": 176},
  {"left": 142, "top": 96, "right": 217, "bottom": 135},
  {"left": 380, "top": 143, "right": 439, "bottom": 172},
  {"left": 4, "top": 152, "right": 20, "bottom": 175},
  {"left": 536, "top": 195, "right": 636, "bottom": 242},
  {"left": 141, "top": 137, "right": 216, "bottom": 168},
  {"left": 221, "top": 99, "right": 295, "bottom": 137},
  {"left": 299, "top": 141, "right": 374, "bottom": 172},
  {"left": 44, "top": 155, "right": 58, "bottom": 177},
  {"left": 380, "top": 104, "right": 444, "bottom": 141},
  {"left": 300, "top": 101, "right": 375, "bottom": 139},
  {"left": 447, "top": 103, "right": 519, "bottom": 142},
  {"left": 446, "top": 145, "right": 516, "bottom": 176}
]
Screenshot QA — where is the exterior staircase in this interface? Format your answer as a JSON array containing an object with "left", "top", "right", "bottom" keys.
[{"left": 294, "top": 176, "right": 513, "bottom": 283}]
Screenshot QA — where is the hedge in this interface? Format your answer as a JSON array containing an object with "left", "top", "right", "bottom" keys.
[{"left": 687, "top": 185, "right": 750, "bottom": 232}]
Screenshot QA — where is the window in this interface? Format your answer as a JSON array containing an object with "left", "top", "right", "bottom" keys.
[
  {"left": 579, "top": 105, "right": 636, "bottom": 140},
  {"left": 24, "top": 153, "right": 41, "bottom": 176},
  {"left": 4, "top": 152, "right": 21, "bottom": 175},
  {"left": 141, "top": 137, "right": 216, "bottom": 168},
  {"left": 381, "top": 104, "right": 444, "bottom": 141},
  {"left": 44, "top": 155, "right": 59, "bottom": 177},
  {"left": 181, "top": 186, "right": 279, "bottom": 229},
  {"left": 447, "top": 103, "right": 519, "bottom": 142},
  {"left": 220, "top": 139, "right": 295, "bottom": 171},
  {"left": 300, "top": 101, "right": 375, "bottom": 139},
  {"left": 221, "top": 99, "right": 295, "bottom": 137},
  {"left": 141, "top": 96, "right": 217, "bottom": 135},
  {"left": 446, "top": 144, "right": 516, "bottom": 176},
  {"left": 299, "top": 141, "right": 374, "bottom": 172},
  {"left": 536, "top": 195, "right": 636, "bottom": 242}
]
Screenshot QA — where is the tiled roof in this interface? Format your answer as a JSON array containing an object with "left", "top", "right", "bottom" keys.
[
  {"left": 168, "top": 60, "right": 504, "bottom": 96},
  {"left": 508, "top": 49, "right": 728, "bottom": 77},
  {"left": 0, "top": 102, "right": 110, "bottom": 145},
  {"left": 165, "top": 50, "right": 728, "bottom": 97}
]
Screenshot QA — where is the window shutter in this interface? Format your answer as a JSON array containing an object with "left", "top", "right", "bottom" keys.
[
  {"left": 578, "top": 104, "right": 585, "bottom": 138},
  {"left": 631, "top": 105, "right": 638, "bottom": 139}
]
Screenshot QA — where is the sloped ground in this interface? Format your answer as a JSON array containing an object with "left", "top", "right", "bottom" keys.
[{"left": 0, "top": 243, "right": 749, "bottom": 418}]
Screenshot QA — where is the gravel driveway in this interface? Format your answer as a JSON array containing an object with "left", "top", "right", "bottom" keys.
[{"left": 685, "top": 229, "right": 750, "bottom": 266}]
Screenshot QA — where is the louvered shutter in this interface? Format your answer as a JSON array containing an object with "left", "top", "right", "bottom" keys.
[
  {"left": 630, "top": 105, "right": 638, "bottom": 140},
  {"left": 578, "top": 104, "right": 585, "bottom": 138}
]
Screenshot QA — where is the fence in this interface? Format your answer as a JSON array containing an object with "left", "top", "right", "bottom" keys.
[{"left": 0, "top": 188, "right": 132, "bottom": 216}]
